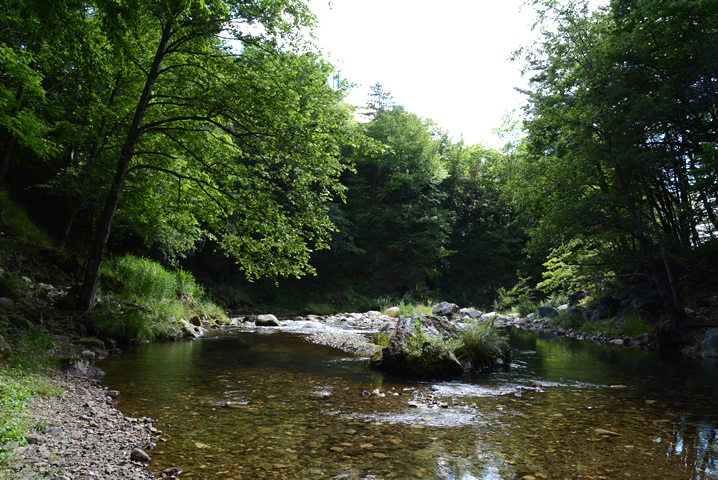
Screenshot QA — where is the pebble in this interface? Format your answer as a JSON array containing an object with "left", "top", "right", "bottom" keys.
[{"left": 3, "top": 373, "right": 157, "bottom": 479}]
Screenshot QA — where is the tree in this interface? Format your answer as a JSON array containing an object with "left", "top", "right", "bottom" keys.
[
  {"left": 512, "top": 0, "right": 718, "bottom": 333},
  {"left": 362, "top": 82, "right": 395, "bottom": 120},
  {"left": 322, "top": 106, "right": 452, "bottom": 294},
  {"left": 439, "top": 142, "right": 530, "bottom": 305},
  {"left": 0, "top": 0, "right": 363, "bottom": 310}
]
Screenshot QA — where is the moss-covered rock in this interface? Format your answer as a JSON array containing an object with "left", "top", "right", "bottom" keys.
[{"left": 369, "top": 316, "right": 464, "bottom": 379}]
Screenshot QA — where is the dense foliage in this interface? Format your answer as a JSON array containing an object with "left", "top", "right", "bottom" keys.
[
  {"left": 2, "top": 0, "right": 716, "bottom": 333},
  {"left": 507, "top": 0, "right": 718, "bottom": 335},
  {"left": 1, "top": 0, "right": 364, "bottom": 310}
]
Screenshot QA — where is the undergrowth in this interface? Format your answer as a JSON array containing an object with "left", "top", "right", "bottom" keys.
[
  {"left": 0, "top": 329, "right": 65, "bottom": 464},
  {"left": 92, "top": 254, "right": 227, "bottom": 341}
]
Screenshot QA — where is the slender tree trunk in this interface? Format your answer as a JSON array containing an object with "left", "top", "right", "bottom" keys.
[
  {"left": 78, "top": 22, "right": 174, "bottom": 311},
  {"left": 614, "top": 166, "right": 685, "bottom": 337},
  {"left": 641, "top": 178, "right": 685, "bottom": 329},
  {"left": 60, "top": 74, "right": 124, "bottom": 251}
]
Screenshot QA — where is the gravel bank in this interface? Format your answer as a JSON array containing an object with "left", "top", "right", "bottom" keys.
[{"left": 2, "top": 373, "right": 159, "bottom": 480}]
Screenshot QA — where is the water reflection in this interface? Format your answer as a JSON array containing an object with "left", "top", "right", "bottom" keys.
[{"left": 101, "top": 329, "right": 718, "bottom": 479}]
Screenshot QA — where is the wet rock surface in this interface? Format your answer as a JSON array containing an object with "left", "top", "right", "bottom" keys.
[{"left": 4, "top": 374, "right": 158, "bottom": 479}]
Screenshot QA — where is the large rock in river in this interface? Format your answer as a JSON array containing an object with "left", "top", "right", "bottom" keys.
[
  {"left": 370, "top": 316, "right": 464, "bottom": 379},
  {"left": 255, "top": 314, "right": 282, "bottom": 327}
]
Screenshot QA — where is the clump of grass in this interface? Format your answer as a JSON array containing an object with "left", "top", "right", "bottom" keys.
[
  {"left": 456, "top": 319, "right": 509, "bottom": 370},
  {"left": 515, "top": 299, "right": 538, "bottom": 317},
  {"left": 397, "top": 301, "right": 434, "bottom": 317},
  {"left": 404, "top": 318, "right": 461, "bottom": 358}
]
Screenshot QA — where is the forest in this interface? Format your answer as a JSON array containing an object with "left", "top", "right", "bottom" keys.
[{"left": 2, "top": 0, "right": 718, "bottom": 343}]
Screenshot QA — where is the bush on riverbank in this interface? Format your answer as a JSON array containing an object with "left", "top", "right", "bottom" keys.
[{"left": 91, "top": 254, "right": 229, "bottom": 341}]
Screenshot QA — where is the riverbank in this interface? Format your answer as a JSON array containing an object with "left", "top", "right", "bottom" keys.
[{"left": 1, "top": 371, "right": 162, "bottom": 480}]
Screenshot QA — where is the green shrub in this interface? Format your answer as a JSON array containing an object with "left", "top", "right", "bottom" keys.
[
  {"left": 174, "top": 268, "right": 204, "bottom": 299},
  {"left": 515, "top": 300, "right": 538, "bottom": 317},
  {"left": 544, "top": 291, "right": 569, "bottom": 308},
  {"left": 376, "top": 331, "right": 390, "bottom": 347},
  {"left": 493, "top": 277, "right": 534, "bottom": 313}
]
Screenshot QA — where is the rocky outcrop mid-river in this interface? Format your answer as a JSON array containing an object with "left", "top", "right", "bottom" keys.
[{"left": 3, "top": 374, "right": 160, "bottom": 480}]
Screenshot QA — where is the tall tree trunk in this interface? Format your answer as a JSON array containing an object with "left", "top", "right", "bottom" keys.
[{"left": 78, "top": 22, "right": 173, "bottom": 311}]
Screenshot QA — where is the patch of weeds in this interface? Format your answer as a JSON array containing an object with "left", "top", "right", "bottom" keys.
[
  {"left": 456, "top": 320, "right": 509, "bottom": 370},
  {"left": 93, "top": 254, "right": 227, "bottom": 341},
  {"left": 515, "top": 300, "right": 538, "bottom": 317},
  {"left": 3, "top": 329, "right": 61, "bottom": 372},
  {"left": 0, "top": 368, "right": 64, "bottom": 464},
  {"left": 493, "top": 277, "right": 534, "bottom": 313},
  {"left": 404, "top": 318, "right": 461, "bottom": 358},
  {"left": 397, "top": 301, "right": 434, "bottom": 317},
  {"left": 376, "top": 331, "right": 390, "bottom": 347},
  {"left": 544, "top": 291, "right": 569, "bottom": 308},
  {"left": 615, "top": 314, "right": 651, "bottom": 337}
]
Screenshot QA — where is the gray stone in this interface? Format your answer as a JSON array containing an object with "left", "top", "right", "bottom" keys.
[
  {"left": 0, "top": 297, "right": 14, "bottom": 310},
  {"left": 189, "top": 314, "right": 202, "bottom": 327},
  {"left": 166, "top": 327, "right": 183, "bottom": 341},
  {"left": 0, "top": 334, "right": 10, "bottom": 360},
  {"left": 7, "top": 314, "right": 35, "bottom": 330},
  {"left": 432, "top": 301, "right": 460, "bottom": 317},
  {"left": 255, "top": 314, "right": 281, "bottom": 327},
  {"left": 460, "top": 308, "right": 483, "bottom": 319},
  {"left": 384, "top": 307, "right": 400, "bottom": 318},
  {"left": 537, "top": 306, "right": 559, "bottom": 318},
  {"left": 81, "top": 350, "right": 96, "bottom": 365},
  {"left": 130, "top": 448, "right": 151, "bottom": 463},
  {"left": 369, "top": 316, "right": 465, "bottom": 379}
]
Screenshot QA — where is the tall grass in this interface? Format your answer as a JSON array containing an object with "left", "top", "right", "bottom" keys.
[
  {"left": 456, "top": 319, "right": 509, "bottom": 369},
  {"left": 95, "top": 254, "right": 225, "bottom": 340}
]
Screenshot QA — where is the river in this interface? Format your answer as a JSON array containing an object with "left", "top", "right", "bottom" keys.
[{"left": 101, "top": 326, "right": 718, "bottom": 479}]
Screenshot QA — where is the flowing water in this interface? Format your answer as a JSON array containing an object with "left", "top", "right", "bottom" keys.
[{"left": 101, "top": 327, "right": 718, "bottom": 479}]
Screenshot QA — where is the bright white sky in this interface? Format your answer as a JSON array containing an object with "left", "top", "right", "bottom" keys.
[{"left": 310, "top": 0, "right": 540, "bottom": 148}]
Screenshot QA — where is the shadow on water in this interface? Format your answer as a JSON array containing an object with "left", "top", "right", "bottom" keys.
[{"left": 101, "top": 328, "right": 718, "bottom": 479}]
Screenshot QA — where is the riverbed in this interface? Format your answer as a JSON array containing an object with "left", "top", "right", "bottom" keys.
[{"left": 101, "top": 326, "right": 718, "bottom": 479}]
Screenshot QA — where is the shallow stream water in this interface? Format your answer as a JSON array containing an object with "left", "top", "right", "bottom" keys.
[{"left": 101, "top": 328, "right": 718, "bottom": 479}]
